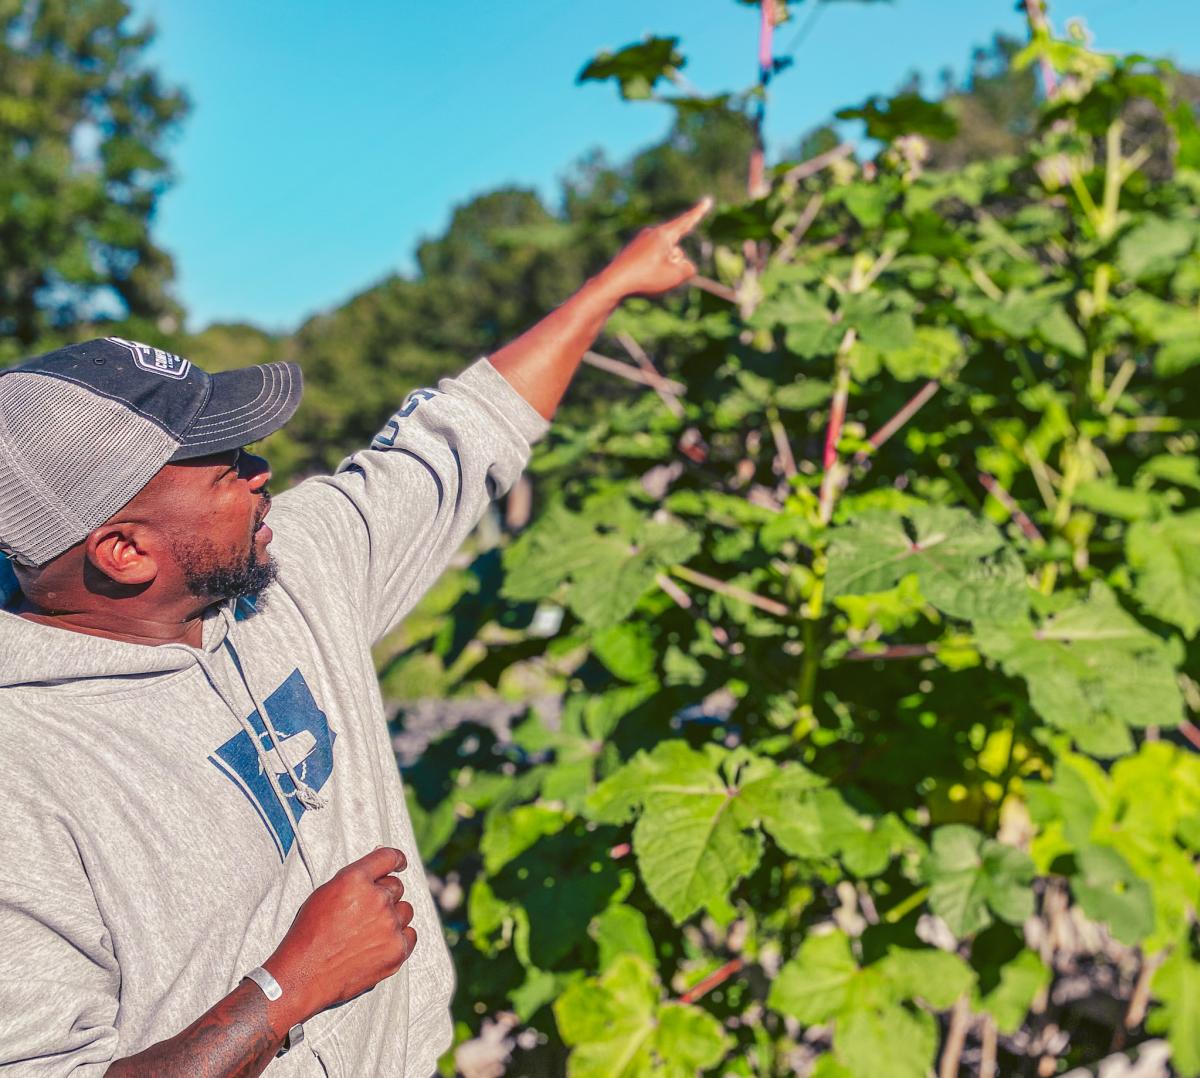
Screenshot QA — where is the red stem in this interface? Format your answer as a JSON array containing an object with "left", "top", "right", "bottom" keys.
[
  {"left": 780, "top": 142, "right": 853, "bottom": 185},
  {"left": 747, "top": 2, "right": 775, "bottom": 197},
  {"left": 823, "top": 371, "right": 848, "bottom": 471},
  {"left": 679, "top": 958, "right": 745, "bottom": 1005},
  {"left": 582, "top": 350, "right": 685, "bottom": 394},
  {"left": 844, "top": 644, "right": 936, "bottom": 662},
  {"left": 854, "top": 380, "right": 940, "bottom": 463},
  {"left": 978, "top": 472, "right": 1045, "bottom": 544},
  {"left": 691, "top": 275, "right": 739, "bottom": 303},
  {"left": 1179, "top": 719, "right": 1200, "bottom": 752},
  {"left": 1024, "top": 0, "right": 1060, "bottom": 98}
]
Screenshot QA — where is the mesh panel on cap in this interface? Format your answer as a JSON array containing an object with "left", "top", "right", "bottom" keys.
[{"left": 0, "top": 373, "right": 180, "bottom": 565}]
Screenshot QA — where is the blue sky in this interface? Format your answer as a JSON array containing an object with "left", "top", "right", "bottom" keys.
[{"left": 132, "top": 1, "right": 1200, "bottom": 334}]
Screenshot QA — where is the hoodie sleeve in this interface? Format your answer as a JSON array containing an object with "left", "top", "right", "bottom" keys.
[
  {"left": 270, "top": 357, "right": 549, "bottom": 645},
  {"left": 0, "top": 785, "right": 120, "bottom": 1075}
]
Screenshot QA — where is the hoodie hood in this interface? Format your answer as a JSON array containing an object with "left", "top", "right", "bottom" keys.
[{"left": 0, "top": 563, "right": 234, "bottom": 689}]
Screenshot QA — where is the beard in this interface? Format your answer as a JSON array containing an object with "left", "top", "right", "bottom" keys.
[{"left": 169, "top": 509, "right": 278, "bottom": 608}]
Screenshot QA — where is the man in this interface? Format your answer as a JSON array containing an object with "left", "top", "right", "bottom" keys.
[{"left": 0, "top": 199, "right": 710, "bottom": 1076}]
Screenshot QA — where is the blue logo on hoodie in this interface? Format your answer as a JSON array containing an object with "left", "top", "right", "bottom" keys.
[{"left": 208, "top": 669, "right": 336, "bottom": 860}]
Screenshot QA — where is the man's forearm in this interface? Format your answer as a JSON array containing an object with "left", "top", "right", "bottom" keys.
[
  {"left": 488, "top": 272, "right": 622, "bottom": 421},
  {"left": 105, "top": 979, "right": 302, "bottom": 1078}
]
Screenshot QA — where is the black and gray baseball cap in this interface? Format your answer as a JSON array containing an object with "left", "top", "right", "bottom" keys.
[{"left": 0, "top": 337, "right": 303, "bottom": 566}]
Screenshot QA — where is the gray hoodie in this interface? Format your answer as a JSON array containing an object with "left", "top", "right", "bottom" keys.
[{"left": 0, "top": 358, "right": 549, "bottom": 1076}]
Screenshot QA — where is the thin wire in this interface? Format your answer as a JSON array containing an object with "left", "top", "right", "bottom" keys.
[{"left": 778, "top": 0, "right": 828, "bottom": 61}]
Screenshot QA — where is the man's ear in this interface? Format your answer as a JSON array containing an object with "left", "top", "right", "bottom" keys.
[{"left": 86, "top": 524, "right": 159, "bottom": 586}]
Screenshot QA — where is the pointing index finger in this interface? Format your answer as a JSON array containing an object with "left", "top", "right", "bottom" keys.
[{"left": 662, "top": 196, "right": 713, "bottom": 243}]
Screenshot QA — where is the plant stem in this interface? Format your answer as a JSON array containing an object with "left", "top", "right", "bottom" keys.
[
  {"left": 679, "top": 958, "right": 745, "bottom": 1005},
  {"left": 655, "top": 572, "right": 733, "bottom": 650},
  {"left": 939, "top": 996, "right": 972, "bottom": 1078},
  {"left": 1087, "top": 121, "right": 1124, "bottom": 398},
  {"left": 1101, "top": 120, "right": 1125, "bottom": 232},
  {"left": 779, "top": 142, "right": 853, "bottom": 186},
  {"left": 774, "top": 192, "right": 824, "bottom": 265},
  {"left": 979, "top": 472, "right": 1045, "bottom": 544},
  {"left": 844, "top": 643, "right": 937, "bottom": 662},
  {"left": 1178, "top": 719, "right": 1200, "bottom": 751},
  {"left": 980, "top": 1015, "right": 999, "bottom": 1078},
  {"left": 882, "top": 885, "right": 930, "bottom": 923},
  {"left": 966, "top": 259, "right": 1004, "bottom": 301},
  {"left": 582, "top": 350, "right": 685, "bottom": 394},
  {"left": 1024, "top": 442, "right": 1059, "bottom": 515},
  {"left": 1023, "top": 0, "right": 1060, "bottom": 98},
  {"left": 794, "top": 618, "right": 821, "bottom": 740},
  {"left": 690, "top": 275, "right": 739, "bottom": 303},
  {"left": 818, "top": 329, "right": 856, "bottom": 523},
  {"left": 617, "top": 331, "right": 684, "bottom": 419},
  {"left": 671, "top": 564, "right": 791, "bottom": 618},
  {"left": 1099, "top": 358, "right": 1136, "bottom": 414},
  {"left": 747, "top": 0, "right": 775, "bottom": 198},
  {"left": 1122, "top": 950, "right": 1164, "bottom": 1035},
  {"left": 854, "top": 380, "right": 940, "bottom": 466},
  {"left": 766, "top": 405, "right": 798, "bottom": 479}
]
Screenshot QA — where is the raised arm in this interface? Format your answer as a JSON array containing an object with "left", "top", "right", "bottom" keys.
[{"left": 488, "top": 197, "right": 711, "bottom": 420}]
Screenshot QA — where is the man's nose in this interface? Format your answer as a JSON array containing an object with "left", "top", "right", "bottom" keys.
[{"left": 240, "top": 451, "right": 272, "bottom": 491}]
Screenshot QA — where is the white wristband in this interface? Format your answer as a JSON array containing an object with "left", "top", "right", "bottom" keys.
[
  {"left": 243, "top": 965, "right": 282, "bottom": 1001},
  {"left": 242, "top": 966, "right": 304, "bottom": 1056}
]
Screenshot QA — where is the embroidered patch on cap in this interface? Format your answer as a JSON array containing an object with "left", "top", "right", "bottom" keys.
[{"left": 108, "top": 336, "right": 192, "bottom": 380}]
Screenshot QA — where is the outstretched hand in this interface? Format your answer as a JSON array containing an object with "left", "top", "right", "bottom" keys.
[
  {"left": 487, "top": 194, "right": 713, "bottom": 421},
  {"left": 598, "top": 197, "right": 712, "bottom": 300}
]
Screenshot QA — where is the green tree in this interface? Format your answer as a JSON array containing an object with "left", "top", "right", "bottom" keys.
[{"left": 0, "top": 0, "right": 187, "bottom": 357}]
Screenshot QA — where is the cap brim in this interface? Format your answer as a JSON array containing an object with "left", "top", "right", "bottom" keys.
[{"left": 169, "top": 362, "right": 303, "bottom": 461}]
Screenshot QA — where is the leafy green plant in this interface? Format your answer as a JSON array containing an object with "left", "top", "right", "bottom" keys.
[{"left": 403, "top": 6, "right": 1200, "bottom": 1074}]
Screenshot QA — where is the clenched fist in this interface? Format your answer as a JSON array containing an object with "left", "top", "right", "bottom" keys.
[{"left": 264, "top": 846, "right": 417, "bottom": 1022}]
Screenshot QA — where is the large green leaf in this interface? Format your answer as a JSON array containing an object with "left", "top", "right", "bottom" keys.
[
  {"left": 502, "top": 500, "right": 700, "bottom": 629},
  {"left": 1148, "top": 948, "right": 1200, "bottom": 1078},
  {"left": 770, "top": 932, "right": 944, "bottom": 1078},
  {"left": 1127, "top": 510, "right": 1200, "bottom": 638},
  {"left": 836, "top": 999, "right": 937, "bottom": 1078},
  {"left": 1071, "top": 844, "right": 1155, "bottom": 945},
  {"left": 837, "top": 90, "right": 959, "bottom": 142},
  {"left": 768, "top": 931, "right": 859, "bottom": 1025},
  {"left": 976, "top": 583, "right": 1184, "bottom": 757},
  {"left": 737, "top": 760, "right": 911, "bottom": 876},
  {"left": 576, "top": 36, "right": 684, "bottom": 100},
  {"left": 587, "top": 743, "right": 764, "bottom": 923},
  {"left": 826, "top": 505, "right": 1029, "bottom": 622},
  {"left": 1117, "top": 216, "right": 1197, "bottom": 280},
  {"left": 925, "top": 825, "right": 1035, "bottom": 938},
  {"left": 1138, "top": 454, "right": 1200, "bottom": 492},
  {"left": 480, "top": 803, "right": 569, "bottom": 874},
  {"left": 591, "top": 905, "right": 657, "bottom": 972},
  {"left": 875, "top": 947, "right": 976, "bottom": 1010},
  {"left": 1027, "top": 747, "right": 1200, "bottom": 947},
  {"left": 589, "top": 623, "right": 656, "bottom": 681},
  {"left": 972, "top": 948, "right": 1052, "bottom": 1035},
  {"left": 488, "top": 827, "right": 622, "bottom": 969},
  {"left": 555, "top": 954, "right": 729, "bottom": 1077}
]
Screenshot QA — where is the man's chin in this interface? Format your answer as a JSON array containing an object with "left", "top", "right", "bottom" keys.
[{"left": 187, "top": 553, "right": 280, "bottom": 609}]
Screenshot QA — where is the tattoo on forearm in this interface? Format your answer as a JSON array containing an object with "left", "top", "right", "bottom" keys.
[{"left": 105, "top": 984, "right": 282, "bottom": 1078}]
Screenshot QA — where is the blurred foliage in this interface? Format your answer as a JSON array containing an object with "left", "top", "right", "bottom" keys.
[{"left": 0, "top": 0, "right": 187, "bottom": 358}]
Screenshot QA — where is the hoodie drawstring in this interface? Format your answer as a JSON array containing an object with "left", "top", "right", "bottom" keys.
[{"left": 175, "top": 607, "right": 327, "bottom": 883}]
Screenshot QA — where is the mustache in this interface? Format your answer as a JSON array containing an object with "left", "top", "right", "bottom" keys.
[{"left": 254, "top": 492, "right": 272, "bottom": 527}]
